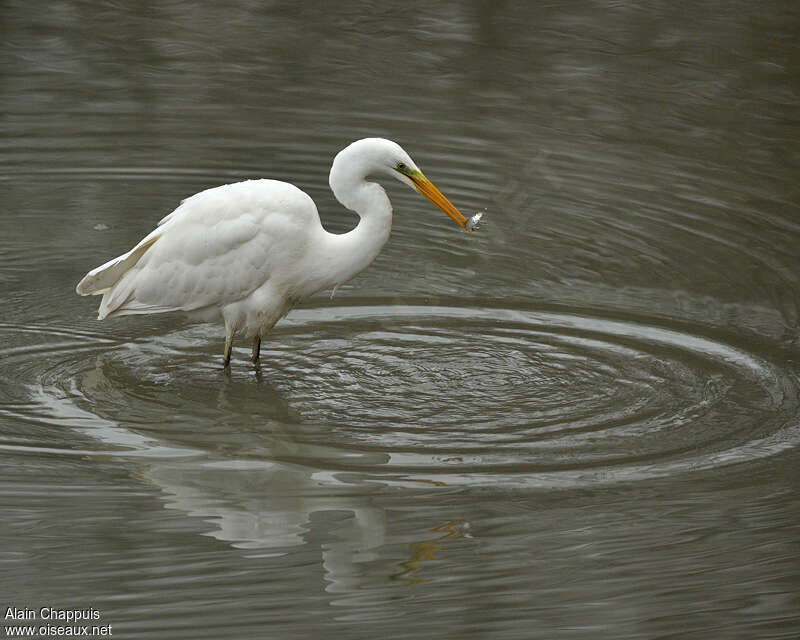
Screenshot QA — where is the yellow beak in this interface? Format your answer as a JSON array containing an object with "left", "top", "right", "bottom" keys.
[{"left": 408, "top": 171, "right": 470, "bottom": 232}]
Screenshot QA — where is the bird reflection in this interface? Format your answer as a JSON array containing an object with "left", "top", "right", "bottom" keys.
[
  {"left": 390, "top": 521, "right": 464, "bottom": 584},
  {"left": 66, "top": 348, "right": 468, "bottom": 597}
]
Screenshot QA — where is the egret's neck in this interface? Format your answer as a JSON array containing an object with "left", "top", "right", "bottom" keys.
[{"left": 317, "top": 165, "right": 393, "bottom": 289}]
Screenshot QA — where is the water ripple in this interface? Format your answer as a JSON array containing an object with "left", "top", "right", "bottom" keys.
[{"left": 1, "top": 303, "right": 797, "bottom": 489}]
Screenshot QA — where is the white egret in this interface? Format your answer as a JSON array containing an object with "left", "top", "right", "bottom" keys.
[{"left": 76, "top": 138, "right": 478, "bottom": 367}]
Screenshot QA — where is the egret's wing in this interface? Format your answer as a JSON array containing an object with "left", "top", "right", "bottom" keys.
[
  {"left": 93, "top": 180, "right": 317, "bottom": 320},
  {"left": 99, "top": 214, "right": 268, "bottom": 318}
]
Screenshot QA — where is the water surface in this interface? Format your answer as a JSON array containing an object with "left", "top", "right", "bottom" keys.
[{"left": 2, "top": 2, "right": 799, "bottom": 638}]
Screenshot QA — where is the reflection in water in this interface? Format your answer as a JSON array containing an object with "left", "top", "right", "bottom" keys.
[
  {"left": 140, "top": 448, "right": 465, "bottom": 594},
  {"left": 390, "top": 520, "right": 464, "bottom": 585},
  {"left": 18, "top": 350, "right": 467, "bottom": 595},
  {"left": 148, "top": 461, "right": 327, "bottom": 552}
]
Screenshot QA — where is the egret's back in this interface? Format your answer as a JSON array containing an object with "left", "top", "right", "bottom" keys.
[{"left": 76, "top": 179, "right": 321, "bottom": 323}]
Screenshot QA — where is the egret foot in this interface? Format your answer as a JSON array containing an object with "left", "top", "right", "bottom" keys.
[{"left": 251, "top": 336, "right": 262, "bottom": 363}]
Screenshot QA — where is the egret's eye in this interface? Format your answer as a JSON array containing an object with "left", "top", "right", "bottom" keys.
[{"left": 397, "top": 162, "right": 407, "bottom": 170}]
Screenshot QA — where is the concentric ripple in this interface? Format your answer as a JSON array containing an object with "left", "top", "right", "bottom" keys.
[
  {"left": 268, "top": 305, "right": 799, "bottom": 484},
  {"left": 1, "top": 303, "right": 798, "bottom": 488}
]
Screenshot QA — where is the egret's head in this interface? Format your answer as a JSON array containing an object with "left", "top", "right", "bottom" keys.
[
  {"left": 388, "top": 145, "right": 470, "bottom": 232},
  {"left": 336, "top": 138, "right": 471, "bottom": 231}
]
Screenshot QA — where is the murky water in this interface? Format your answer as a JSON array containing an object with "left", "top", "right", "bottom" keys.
[{"left": 2, "top": 2, "right": 799, "bottom": 638}]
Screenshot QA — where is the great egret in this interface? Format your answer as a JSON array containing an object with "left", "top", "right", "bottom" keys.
[{"left": 76, "top": 138, "right": 479, "bottom": 367}]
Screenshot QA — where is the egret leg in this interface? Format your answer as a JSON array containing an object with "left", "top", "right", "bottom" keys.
[
  {"left": 251, "top": 336, "right": 261, "bottom": 363},
  {"left": 222, "top": 320, "right": 234, "bottom": 368}
]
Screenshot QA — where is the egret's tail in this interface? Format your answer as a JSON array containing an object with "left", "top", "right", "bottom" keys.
[{"left": 75, "top": 234, "right": 161, "bottom": 319}]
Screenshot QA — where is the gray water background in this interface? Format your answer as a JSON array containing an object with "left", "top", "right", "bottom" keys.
[{"left": 2, "top": 1, "right": 799, "bottom": 638}]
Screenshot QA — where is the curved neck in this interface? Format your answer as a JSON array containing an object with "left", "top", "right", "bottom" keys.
[{"left": 314, "top": 161, "right": 393, "bottom": 290}]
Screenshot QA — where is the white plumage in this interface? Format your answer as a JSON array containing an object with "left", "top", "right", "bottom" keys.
[{"left": 76, "top": 138, "right": 473, "bottom": 366}]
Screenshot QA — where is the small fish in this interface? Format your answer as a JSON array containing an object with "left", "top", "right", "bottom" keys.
[{"left": 466, "top": 211, "right": 483, "bottom": 232}]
